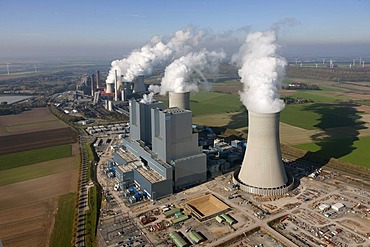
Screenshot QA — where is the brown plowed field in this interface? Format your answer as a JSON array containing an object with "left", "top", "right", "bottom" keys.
[
  {"left": 0, "top": 169, "right": 78, "bottom": 246},
  {"left": 0, "top": 127, "right": 77, "bottom": 155},
  {"left": 0, "top": 107, "right": 67, "bottom": 136}
]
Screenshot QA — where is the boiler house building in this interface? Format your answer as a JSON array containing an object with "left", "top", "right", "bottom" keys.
[{"left": 115, "top": 98, "right": 207, "bottom": 200}]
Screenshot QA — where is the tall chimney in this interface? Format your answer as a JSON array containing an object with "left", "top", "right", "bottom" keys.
[
  {"left": 169, "top": 91, "right": 190, "bottom": 110},
  {"left": 114, "top": 70, "right": 118, "bottom": 101},
  {"left": 234, "top": 111, "right": 293, "bottom": 196},
  {"left": 90, "top": 74, "right": 95, "bottom": 96},
  {"left": 96, "top": 70, "right": 100, "bottom": 89}
]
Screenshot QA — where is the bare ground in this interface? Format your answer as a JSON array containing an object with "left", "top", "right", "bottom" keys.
[
  {"left": 0, "top": 168, "right": 78, "bottom": 247},
  {"left": 0, "top": 107, "right": 67, "bottom": 136}
]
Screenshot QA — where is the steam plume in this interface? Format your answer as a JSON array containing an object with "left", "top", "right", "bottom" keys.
[
  {"left": 233, "top": 30, "right": 286, "bottom": 113},
  {"left": 106, "top": 27, "right": 206, "bottom": 85},
  {"left": 150, "top": 49, "right": 225, "bottom": 95}
]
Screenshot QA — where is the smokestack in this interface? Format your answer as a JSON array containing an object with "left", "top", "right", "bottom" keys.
[
  {"left": 234, "top": 111, "right": 293, "bottom": 196},
  {"left": 96, "top": 70, "right": 100, "bottom": 89},
  {"left": 91, "top": 74, "right": 95, "bottom": 97},
  {"left": 133, "top": 75, "right": 146, "bottom": 93},
  {"left": 114, "top": 70, "right": 118, "bottom": 101},
  {"left": 169, "top": 91, "right": 190, "bottom": 110}
]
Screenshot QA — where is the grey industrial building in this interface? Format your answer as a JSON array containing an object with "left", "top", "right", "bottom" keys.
[{"left": 115, "top": 98, "right": 207, "bottom": 200}]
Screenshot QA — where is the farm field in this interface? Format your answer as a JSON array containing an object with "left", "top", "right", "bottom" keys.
[
  {"left": 0, "top": 127, "right": 77, "bottom": 154},
  {"left": 0, "top": 144, "right": 72, "bottom": 171},
  {"left": 0, "top": 107, "right": 67, "bottom": 135},
  {"left": 295, "top": 136, "right": 370, "bottom": 168},
  {"left": 0, "top": 108, "right": 79, "bottom": 247},
  {"left": 0, "top": 156, "right": 76, "bottom": 186},
  {"left": 50, "top": 193, "right": 76, "bottom": 247}
]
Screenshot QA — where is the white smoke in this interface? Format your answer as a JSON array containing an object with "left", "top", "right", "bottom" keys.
[
  {"left": 106, "top": 27, "right": 207, "bottom": 85},
  {"left": 154, "top": 49, "right": 226, "bottom": 95},
  {"left": 140, "top": 92, "right": 155, "bottom": 104},
  {"left": 233, "top": 30, "right": 286, "bottom": 113}
]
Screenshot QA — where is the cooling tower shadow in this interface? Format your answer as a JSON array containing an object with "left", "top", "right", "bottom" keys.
[
  {"left": 292, "top": 102, "right": 367, "bottom": 178},
  {"left": 223, "top": 109, "right": 248, "bottom": 131}
]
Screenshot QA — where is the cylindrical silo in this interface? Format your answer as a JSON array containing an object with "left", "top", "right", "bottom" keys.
[
  {"left": 169, "top": 91, "right": 190, "bottom": 110},
  {"left": 234, "top": 110, "right": 293, "bottom": 196}
]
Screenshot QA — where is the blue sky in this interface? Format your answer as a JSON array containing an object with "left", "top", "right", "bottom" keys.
[{"left": 1, "top": 0, "right": 370, "bottom": 59}]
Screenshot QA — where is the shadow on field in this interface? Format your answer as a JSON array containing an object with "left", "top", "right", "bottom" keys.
[
  {"left": 293, "top": 102, "right": 367, "bottom": 177},
  {"left": 224, "top": 109, "right": 248, "bottom": 130}
]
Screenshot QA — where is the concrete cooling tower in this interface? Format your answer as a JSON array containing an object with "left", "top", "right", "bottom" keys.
[
  {"left": 133, "top": 75, "right": 147, "bottom": 93},
  {"left": 106, "top": 83, "right": 114, "bottom": 93},
  {"left": 169, "top": 91, "right": 190, "bottom": 110},
  {"left": 233, "top": 111, "right": 294, "bottom": 196}
]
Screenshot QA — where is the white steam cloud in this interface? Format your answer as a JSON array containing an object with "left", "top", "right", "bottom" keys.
[
  {"left": 150, "top": 49, "right": 225, "bottom": 95},
  {"left": 233, "top": 30, "right": 286, "bottom": 113},
  {"left": 106, "top": 27, "right": 206, "bottom": 84}
]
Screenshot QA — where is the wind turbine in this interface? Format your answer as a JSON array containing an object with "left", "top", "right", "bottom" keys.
[
  {"left": 322, "top": 58, "right": 326, "bottom": 65},
  {"left": 6, "top": 63, "right": 10, "bottom": 75},
  {"left": 329, "top": 59, "right": 334, "bottom": 68},
  {"left": 295, "top": 58, "right": 299, "bottom": 65}
]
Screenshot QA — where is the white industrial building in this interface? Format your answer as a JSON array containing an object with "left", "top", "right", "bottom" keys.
[
  {"left": 332, "top": 202, "right": 345, "bottom": 211},
  {"left": 318, "top": 203, "right": 331, "bottom": 211}
]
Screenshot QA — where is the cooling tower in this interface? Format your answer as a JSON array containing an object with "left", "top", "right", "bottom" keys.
[
  {"left": 106, "top": 83, "right": 114, "bottom": 93},
  {"left": 133, "top": 75, "right": 146, "bottom": 93},
  {"left": 169, "top": 91, "right": 190, "bottom": 110},
  {"left": 234, "top": 111, "right": 293, "bottom": 196}
]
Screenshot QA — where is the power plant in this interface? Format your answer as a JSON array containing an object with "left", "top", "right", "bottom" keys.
[
  {"left": 114, "top": 96, "right": 206, "bottom": 200},
  {"left": 233, "top": 110, "right": 294, "bottom": 196}
]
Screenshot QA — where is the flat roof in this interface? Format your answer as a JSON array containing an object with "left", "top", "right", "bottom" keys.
[{"left": 136, "top": 166, "right": 165, "bottom": 183}]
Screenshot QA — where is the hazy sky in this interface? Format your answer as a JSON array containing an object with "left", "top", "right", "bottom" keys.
[{"left": 1, "top": 0, "right": 370, "bottom": 59}]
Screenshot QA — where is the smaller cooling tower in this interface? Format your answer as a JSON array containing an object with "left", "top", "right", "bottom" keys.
[
  {"left": 106, "top": 83, "right": 114, "bottom": 93},
  {"left": 133, "top": 75, "right": 146, "bottom": 93},
  {"left": 169, "top": 91, "right": 190, "bottom": 110},
  {"left": 234, "top": 111, "right": 293, "bottom": 196}
]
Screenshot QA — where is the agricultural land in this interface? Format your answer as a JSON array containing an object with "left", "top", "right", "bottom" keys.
[{"left": 0, "top": 107, "right": 79, "bottom": 247}]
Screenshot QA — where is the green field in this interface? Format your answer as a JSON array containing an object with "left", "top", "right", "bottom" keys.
[
  {"left": 190, "top": 91, "right": 243, "bottom": 116},
  {"left": 280, "top": 103, "right": 364, "bottom": 130},
  {"left": 85, "top": 186, "right": 98, "bottom": 247},
  {"left": 295, "top": 136, "right": 370, "bottom": 168},
  {"left": 0, "top": 157, "right": 76, "bottom": 186},
  {"left": 0, "top": 144, "right": 72, "bottom": 171},
  {"left": 50, "top": 193, "right": 76, "bottom": 247}
]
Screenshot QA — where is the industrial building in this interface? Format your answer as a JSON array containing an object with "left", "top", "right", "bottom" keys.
[{"left": 114, "top": 97, "right": 207, "bottom": 200}]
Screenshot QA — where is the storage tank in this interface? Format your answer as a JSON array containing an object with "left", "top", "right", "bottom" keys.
[
  {"left": 233, "top": 110, "right": 293, "bottom": 196},
  {"left": 169, "top": 91, "right": 190, "bottom": 110}
]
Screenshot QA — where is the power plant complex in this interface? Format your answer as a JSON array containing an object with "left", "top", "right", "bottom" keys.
[{"left": 114, "top": 92, "right": 207, "bottom": 200}]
